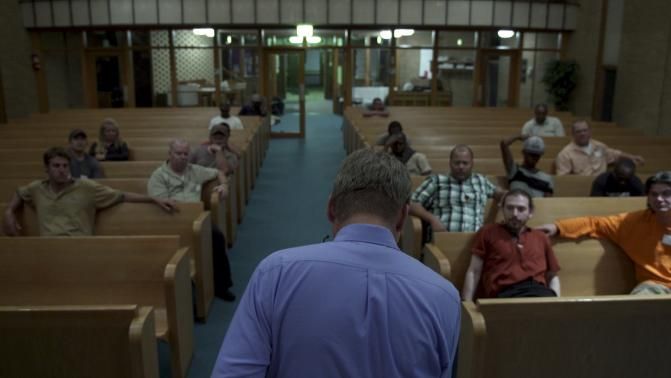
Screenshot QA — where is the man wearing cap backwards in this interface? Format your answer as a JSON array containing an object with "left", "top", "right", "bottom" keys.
[
  {"left": 209, "top": 102, "right": 244, "bottom": 131},
  {"left": 462, "top": 189, "right": 561, "bottom": 301},
  {"left": 521, "top": 103, "right": 566, "bottom": 137},
  {"left": 555, "top": 120, "right": 644, "bottom": 176},
  {"left": 67, "top": 128, "right": 104, "bottom": 179},
  {"left": 148, "top": 139, "right": 236, "bottom": 301},
  {"left": 212, "top": 149, "right": 460, "bottom": 377},
  {"left": 238, "top": 94, "right": 266, "bottom": 116},
  {"left": 536, "top": 171, "right": 671, "bottom": 295},
  {"left": 190, "top": 123, "right": 240, "bottom": 176},
  {"left": 500, "top": 134, "right": 554, "bottom": 197}
]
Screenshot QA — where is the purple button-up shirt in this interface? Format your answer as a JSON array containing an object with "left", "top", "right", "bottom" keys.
[{"left": 212, "top": 223, "right": 461, "bottom": 378}]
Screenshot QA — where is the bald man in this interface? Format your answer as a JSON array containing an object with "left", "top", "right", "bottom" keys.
[{"left": 410, "top": 145, "right": 505, "bottom": 234}]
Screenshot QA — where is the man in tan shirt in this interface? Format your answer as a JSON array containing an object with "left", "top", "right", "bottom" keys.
[
  {"left": 555, "top": 120, "right": 644, "bottom": 176},
  {"left": 3, "top": 147, "right": 176, "bottom": 236}
]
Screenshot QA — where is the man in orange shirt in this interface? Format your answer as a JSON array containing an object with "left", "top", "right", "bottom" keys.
[
  {"left": 537, "top": 171, "right": 671, "bottom": 295},
  {"left": 462, "top": 189, "right": 560, "bottom": 301}
]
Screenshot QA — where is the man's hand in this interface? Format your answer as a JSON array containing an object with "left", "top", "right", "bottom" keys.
[
  {"left": 430, "top": 219, "right": 447, "bottom": 232},
  {"left": 153, "top": 198, "right": 178, "bottom": 213},
  {"left": 213, "top": 184, "right": 228, "bottom": 199},
  {"left": 3, "top": 211, "right": 22, "bottom": 236},
  {"left": 535, "top": 223, "right": 558, "bottom": 236},
  {"left": 208, "top": 144, "right": 222, "bottom": 154},
  {"left": 632, "top": 155, "right": 645, "bottom": 166}
]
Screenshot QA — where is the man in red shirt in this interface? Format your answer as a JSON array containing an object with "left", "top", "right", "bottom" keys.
[{"left": 462, "top": 189, "right": 561, "bottom": 300}]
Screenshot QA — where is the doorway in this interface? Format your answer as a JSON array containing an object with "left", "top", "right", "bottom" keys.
[
  {"left": 474, "top": 50, "right": 521, "bottom": 107},
  {"left": 263, "top": 48, "right": 306, "bottom": 138},
  {"left": 84, "top": 51, "right": 132, "bottom": 108}
]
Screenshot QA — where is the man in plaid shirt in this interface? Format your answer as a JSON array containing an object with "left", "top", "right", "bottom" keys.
[{"left": 410, "top": 145, "right": 505, "bottom": 232}]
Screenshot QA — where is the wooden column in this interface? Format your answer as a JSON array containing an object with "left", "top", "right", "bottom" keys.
[
  {"left": 214, "top": 32, "right": 221, "bottom": 106},
  {"left": 30, "top": 33, "right": 49, "bottom": 113},
  {"left": 0, "top": 66, "right": 7, "bottom": 123},
  {"left": 431, "top": 31, "right": 439, "bottom": 106}
]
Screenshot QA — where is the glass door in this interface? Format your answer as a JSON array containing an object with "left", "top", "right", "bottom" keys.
[
  {"left": 474, "top": 50, "right": 520, "bottom": 107},
  {"left": 263, "top": 48, "right": 305, "bottom": 138}
]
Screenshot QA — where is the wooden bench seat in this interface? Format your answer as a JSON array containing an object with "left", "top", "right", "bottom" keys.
[
  {"left": 0, "top": 305, "right": 158, "bottom": 378},
  {"left": 0, "top": 236, "right": 192, "bottom": 378},
  {"left": 0, "top": 202, "right": 215, "bottom": 322}
]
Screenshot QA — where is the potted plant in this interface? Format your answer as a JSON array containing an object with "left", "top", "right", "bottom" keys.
[{"left": 542, "top": 60, "right": 579, "bottom": 111}]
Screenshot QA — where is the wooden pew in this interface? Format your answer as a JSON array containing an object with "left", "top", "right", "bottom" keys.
[
  {"left": 458, "top": 296, "right": 671, "bottom": 378},
  {"left": 0, "top": 305, "right": 158, "bottom": 378},
  {"left": 0, "top": 236, "right": 192, "bottom": 378},
  {"left": 0, "top": 202, "right": 214, "bottom": 322}
]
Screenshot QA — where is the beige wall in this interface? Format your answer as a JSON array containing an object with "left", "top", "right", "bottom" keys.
[
  {"left": 613, "top": 0, "right": 671, "bottom": 135},
  {"left": 564, "top": 0, "right": 605, "bottom": 118},
  {"left": 0, "top": 1, "right": 38, "bottom": 119}
]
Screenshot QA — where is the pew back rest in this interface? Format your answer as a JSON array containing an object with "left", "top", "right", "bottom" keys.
[
  {"left": 425, "top": 232, "right": 636, "bottom": 296},
  {"left": 459, "top": 296, "right": 671, "bottom": 378},
  {"left": 0, "top": 305, "right": 158, "bottom": 378}
]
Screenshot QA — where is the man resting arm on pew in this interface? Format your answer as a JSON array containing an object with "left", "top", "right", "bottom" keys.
[
  {"left": 147, "top": 139, "right": 235, "bottom": 302},
  {"left": 3, "top": 147, "right": 176, "bottom": 236},
  {"left": 536, "top": 171, "right": 671, "bottom": 295},
  {"left": 462, "top": 190, "right": 560, "bottom": 301},
  {"left": 409, "top": 144, "right": 505, "bottom": 233}
]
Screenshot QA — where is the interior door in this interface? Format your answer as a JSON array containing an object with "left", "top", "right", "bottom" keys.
[
  {"left": 85, "top": 51, "right": 132, "bottom": 108},
  {"left": 263, "top": 48, "right": 306, "bottom": 138},
  {"left": 474, "top": 50, "right": 521, "bottom": 107}
]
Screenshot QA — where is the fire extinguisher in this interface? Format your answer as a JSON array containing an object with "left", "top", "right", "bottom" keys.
[{"left": 31, "top": 53, "right": 41, "bottom": 71}]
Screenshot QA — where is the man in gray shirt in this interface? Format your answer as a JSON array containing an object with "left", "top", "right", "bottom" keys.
[
  {"left": 67, "top": 129, "right": 104, "bottom": 179},
  {"left": 521, "top": 104, "right": 565, "bottom": 137},
  {"left": 190, "top": 124, "right": 240, "bottom": 176}
]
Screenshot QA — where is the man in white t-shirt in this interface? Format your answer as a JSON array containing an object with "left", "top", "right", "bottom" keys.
[
  {"left": 521, "top": 104, "right": 565, "bottom": 137},
  {"left": 209, "top": 102, "right": 244, "bottom": 130}
]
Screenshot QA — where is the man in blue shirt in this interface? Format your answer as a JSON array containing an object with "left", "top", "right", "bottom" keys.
[{"left": 212, "top": 149, "right": 461, "bottom": 378}]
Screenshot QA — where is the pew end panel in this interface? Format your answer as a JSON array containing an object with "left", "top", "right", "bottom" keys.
[{"left": 456, "top": 301, "right": 487, "bottom": 378}]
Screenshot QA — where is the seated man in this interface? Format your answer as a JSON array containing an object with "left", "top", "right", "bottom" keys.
[
  {"left": 462, "top": 189, "right": 561, "bottom": 300},
  {"left": 67, "top": 129, "right": 103, "bottom": 178},
  {"left": 537, "top": 171, "right": 671, "bottom": 295},
  {"left": 3, "top": 147, "right": 175, "bottom": 236},
  {"left": 209, "top": 102, "right": 244, "bottom": 130},
  {"left": 500, "top": 135, "right": 554, "bottom": 197},
  {"left": 362, "top": 97, "right": 390, "bottom": 117},
  {"left": 191, "top": 124, "right": 240, "bottom": 176},
  {"left": 148, "top": 139, "right": 235, "bottom": 301},
  {"left": 556, "top": 120, "right": 644, "bottom": 176},
  {"left": 410, "top": 145, "right": 505, "bottom": 233},
  {"left": 591, "top": 157, "right": 644, "bottom": 197},
  {"left": 375, "top": 120, "right": 406, "bottom": 147},
  {"left": 387, "top": 133, "right": 431, "bottom": 176},
  {"left": 521, "top": 103, "right": 565, "bottom": 137}
]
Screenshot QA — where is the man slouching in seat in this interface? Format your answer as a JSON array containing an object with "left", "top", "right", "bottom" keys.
[
  {"left": 148, "top": 139, "right": 235, "bottom": 301},
  {"left": 211, "top": 149, "right": 461, "bottom": 378},
  {"left": 462, "top": 189, "right": 560, "bottom": 301},
  {"left": 410, "top": 144, "right": 505, "bottom": 233},
  {"left": 3, "top": 147, "right": 176, "bottom": 236},
  {"left": 537, "top": 171, "right": 671, "bottom": 295}
]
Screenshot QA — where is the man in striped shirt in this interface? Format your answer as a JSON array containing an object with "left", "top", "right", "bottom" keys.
[{"left": 410, "top": 145, "right": 505, "bottom": 232}]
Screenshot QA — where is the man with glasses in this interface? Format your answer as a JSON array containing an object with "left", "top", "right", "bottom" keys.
[
  {"left": 500, "top": 134, "right": 554, "bottom": 197},
  {"left": 536, "top": 171, "right": 671, "bottom": 295}
]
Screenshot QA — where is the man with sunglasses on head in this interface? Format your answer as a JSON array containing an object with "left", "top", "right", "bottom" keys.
[
  {"left": 500, "top": 134, "right": 554, "bottom": 198},
  {"left": 536, "top": 171, "right": 671, "bottom": 295}
]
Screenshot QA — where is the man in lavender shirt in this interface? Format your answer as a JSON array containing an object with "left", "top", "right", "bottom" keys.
[{"left": 212, "top": 149, "right": 461, "bottom": 378}]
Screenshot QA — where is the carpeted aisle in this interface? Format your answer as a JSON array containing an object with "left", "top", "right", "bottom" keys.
[{"left": 171, "top": 113, "right": 346, "bottom": 378}]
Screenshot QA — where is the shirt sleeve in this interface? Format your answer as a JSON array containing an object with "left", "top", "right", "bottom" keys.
[
  {"left": 211, "top": 260, "right": 279, "bottom": 377},
  {"left": 604, "top": 146, "right": 622, "bottom": 164},
  {"left": 554, "top": 119, "right": 566, "bottom": 137},
  {"left": 555, "top": 213, "right": 626, "bottom": 242},
  {"left": 191, "top": 164, "right": 220, "bottom": 184},
  {"left": 410, "top": 175, "right": 437, "bottom": 208},
  {"left": 543, "top": 234, "right": 561, "bottom": 273},
  {"left": 16, "top": 181, "right": 39, "bottom": 204},
  {"left": 521, "top": 121, "right": 532, "bottom": 136},
  {"left": 483, "top": 176, "right": 496, "bottom": 198},
  {"left": 147, "top": 169, "right": 170, "bottom": 199},
  {"left": 471, "top": 227, "right": 488, "bottom": 259},
  {"left": 91, "top": 181, "right": 124, "bottom": 209},
  {"left": 555, "top": 150, "right": 572, "bottom": 176},
  {"left": 415, "top": 153, "right": 432, "bottom": 175},
  {"left": 590, "top": 175, "right": 607, "bottom": 196}
]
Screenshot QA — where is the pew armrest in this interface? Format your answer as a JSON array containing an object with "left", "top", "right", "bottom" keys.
[
  {"left": 457, "top": 301, "right": 487, "bottom": 378},
  {"left": 424, "top": 242, "right": 452, "bottom": 280},
  {"left": 401, "top": 215, "right": 423, "bottom": 259},
  {"left": 163, "top": 246, "right": 194, "bottom": 378},
  {"left": 129, "top": 306, "right": 160, "bottom": 378}
]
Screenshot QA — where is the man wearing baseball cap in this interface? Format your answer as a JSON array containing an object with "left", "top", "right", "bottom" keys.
[
  {"left": 67, "top": 128, "right": 104, "bottom": 179},
  {"left": 500, "top": 134, "right": 554, "bottom": 197},
  {"left": 190, "top": 123, "right": 240, "bottom": 176}
]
